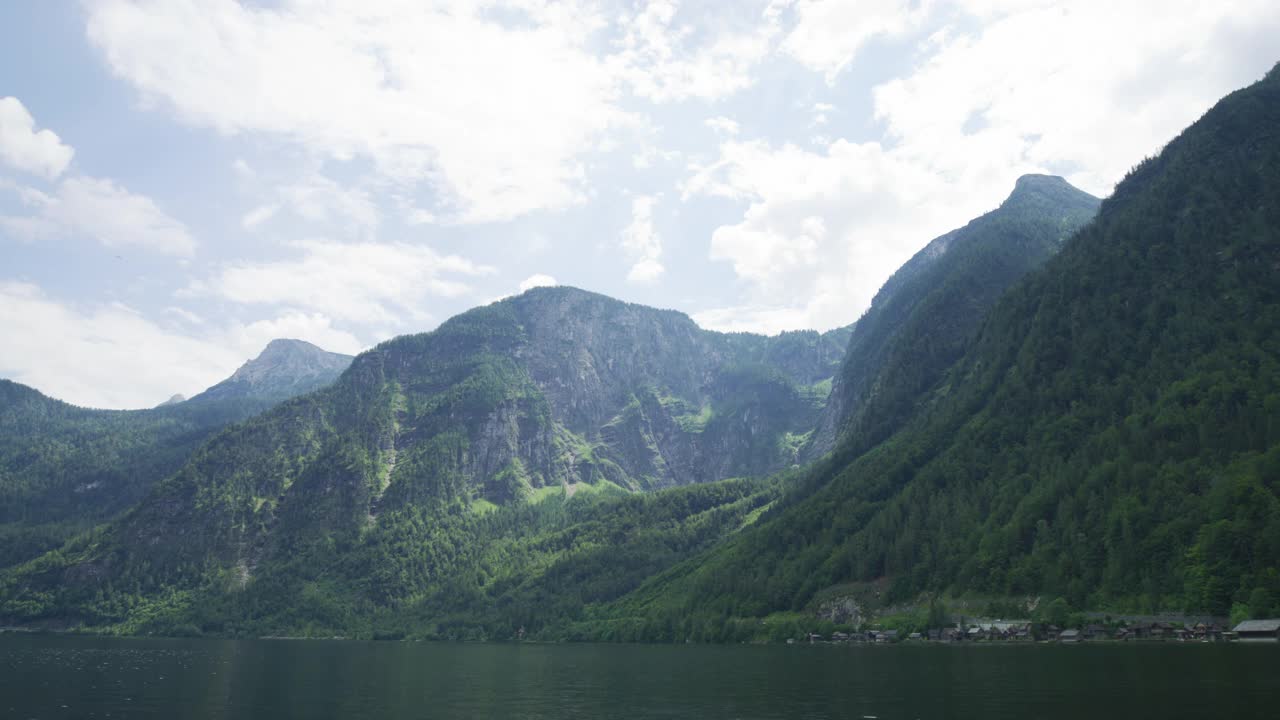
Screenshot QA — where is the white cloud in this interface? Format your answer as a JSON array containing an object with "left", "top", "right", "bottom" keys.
[
  {"left": 164, "top": 306, "right": 205, "bottom": 325},
  {"left": 277, "top": 174, "right": 378, "bottom": 236},
  {"left": 0, "top": 282, "right": 240, "bottom": 408},
  {"left": 1, "top": 175, "right": 196, "bottom": 255},
  {"left": 812, "top": 102, "right": 835, "bottom": 126},
  {"left": 875, "top": 0, "right": 1280, "bottom": 196},
  {"left": 685, "top": 136, "right": 1005, "bottom": 331},
  {"left": 692, "top": 303, "right": 814, "bottom": 336},
  {"left": 705, "top": 116, "right": 740, "bottom": 136},
  {"left": 0, "top": 97, "right": 74, "bottom": 180},
  {"left": 620, "top": 195, "right": 664, "bottom": 285},
  {"left": 687, "top": 0, "right": 1280, "bottom": 333},
  {"left": 518, "top": 274, "right": 558, "bottom": 292},
  {"left": 780, "top": 0, "right": 932, "bottom": 82},
  {"left": 0, "top": 282, "right": 367, "bottom": 408},
  {"left": 614, "top": 0, "right": 781, "bottom": 102},
  {"left": 201, "top": 239, "right": 494, "bottom": 329},
  {"left": 85, "top": 0, "right": 626, "bottom": 224},
  {"left": 240, "top": 203, "right": 279, "bottom": 230}
]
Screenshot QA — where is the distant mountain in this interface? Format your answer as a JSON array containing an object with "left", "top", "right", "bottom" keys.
[
  {"left": 189, "top": 339, "right": 353, "bottom": 405},
  {"left": 156, "top": 394, "right": 186, "bottom": 408},
  {"left": 805, "top": 174, "right": 1100, "bottom": 461},
  {"left": 0, "top": 340, "right": 353, "bottom": 569}
]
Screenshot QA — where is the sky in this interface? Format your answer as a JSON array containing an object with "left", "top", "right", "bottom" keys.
[{"left": 1, "top": 1, "right": 1277, "bottom": 409}]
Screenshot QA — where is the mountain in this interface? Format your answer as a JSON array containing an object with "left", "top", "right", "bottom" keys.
[
  {"left": 592, "top": 63, "right": 1280, "bottom": 639},
  {"left": 189, "top": 339, "right": 354, "bottom": 405},
  {"left": 804, "top": 174, "right": 1100, "bottom": 462},
  {"left": 7, "top": 66, "right": 1276, "bottom": 641},
  {"left": 0, "top": 287, "right": 851, "bottom": 631},
  {"left": 0, "top": 340, "right": 353, "bottom": 569},
  {"left": 0, "top": 168, "right": 1101, "bottom": 636}
]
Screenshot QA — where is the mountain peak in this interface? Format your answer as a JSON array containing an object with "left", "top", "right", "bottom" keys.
[
  {"left": 1014, "top": 172, "right": 1070, "bottom": 189},
  {"left": 188, "top": 339, "right": 354, "bottom": 404},
  {"left": 1002, "top": 173, "right": 1099, "bottom": 212},
  {"left": 259, "top": 337, "right": 327, "bottom": 356}
]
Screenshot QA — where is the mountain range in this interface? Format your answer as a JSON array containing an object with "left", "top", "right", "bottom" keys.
[{"left": 1, "top": 63, "right": 1277, "bottom": 640}]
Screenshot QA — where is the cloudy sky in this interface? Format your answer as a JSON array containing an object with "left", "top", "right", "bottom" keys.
[{"left": 1, "top": 0, "right": 1277, "bottom": 408}]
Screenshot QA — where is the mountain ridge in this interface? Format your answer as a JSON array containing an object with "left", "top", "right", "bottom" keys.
[
  {"left": 0, "top": 168, "right": 1112, "bottom": 636},
  {"left": 805, "top": 172, "right": 1100, "bottom": 461},
  {"left": 0, "top": 338, "right": 354, "bottom": 569}
]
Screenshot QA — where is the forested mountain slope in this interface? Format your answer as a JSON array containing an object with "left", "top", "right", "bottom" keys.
[
  {"left": 601, "top": 63, "right": 1280, "bottom": 636},
  {"left": 805, "top": 174, "right": 1099, "bottom": 461},
  {"left": 0, "top": 340, "right": 353, "bottom": 568},
  {"left": 0, "top": 289, "right": 848, "bottom": 629}
]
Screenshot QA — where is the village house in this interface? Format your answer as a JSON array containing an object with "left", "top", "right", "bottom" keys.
[
  {"left": 1058, "top": 629, "right": 1081, "bottom": 643},
  {"left": 1233, "top": 619, "right": 1280, "bottom": 642},
  {"left": 1083, "top": 624, "right": 1109, "bottom": 640},
  {"left": 1191, "top": 623, "right": 1225, "bottom": 641}
]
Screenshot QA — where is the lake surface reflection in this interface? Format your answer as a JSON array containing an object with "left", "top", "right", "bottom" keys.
[{"left": 1, "top": 634, "right": 1277, "bottom": 719}]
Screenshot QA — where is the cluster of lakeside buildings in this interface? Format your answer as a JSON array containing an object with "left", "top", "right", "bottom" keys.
[{"left": 796, "top": 618, "right": 1280, "bottom": 644}]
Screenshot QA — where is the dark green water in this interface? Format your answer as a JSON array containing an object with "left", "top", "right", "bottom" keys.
[{"left": 1, "top": 634, "right": 1277, "bottom": 719}]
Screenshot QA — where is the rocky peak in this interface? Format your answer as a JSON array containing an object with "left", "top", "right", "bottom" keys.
[{"left": 190, "top": 339, "right": 354, "bottom": 404}]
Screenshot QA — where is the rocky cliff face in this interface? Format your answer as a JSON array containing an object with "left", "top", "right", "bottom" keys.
[{"left": 66, "top": 288, "right": 849, "bottom": 585}]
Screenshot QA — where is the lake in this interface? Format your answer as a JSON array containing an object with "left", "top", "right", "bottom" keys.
[{"left": 1, "top": 634, "right": 1276, "bottom": 719}]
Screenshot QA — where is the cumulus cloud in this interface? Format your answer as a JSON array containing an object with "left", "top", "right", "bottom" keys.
[
  {"left": 689, "top": 0, "right": 1280, "bottom": 333},
  {"left": 780, "top": 0, "right": 931, "bottom": 82},
  {"left": 85, "top": 0, "right": 626, "bottom": 224},
  {"left": 875, "top": 0, "right": 1280, "bottom": 196},
  {"left": 1, "top": 175, "right": 197, "bottom": 255},
  {"left": 0, "top": 97, "right": 74, "bottom": 179},
  {"left": 199, "top": 239, "right": 494, "bottom": 329},
  {"left": 0, "top": 282, "right": 367, "bottom": 408},
  {"left": 704, "top": 116, "right": 740, "bottom": 136},
  {"left": 614, "top": 0, "right": 781, "bottom": 102},
  {"left": 241, "top": 173, "right": 379, "bottom": 236},
  {"left": 518, "top": 274, "right": 558, "bottom": 292},
  {"left": 686, "top": 137, "right": 977, "bottom": 330},
  {"left": 620, "top": 195, "right": 664, "bottom": 285},
  {"left": 692, "top": 304, "right": 814, "bottom": 336}
]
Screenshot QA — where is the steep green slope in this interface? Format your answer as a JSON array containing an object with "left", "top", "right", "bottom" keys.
[
  {"left": 603, "top": 64, "right": 1280, "bottom": 635},
  {"left": 806, "top": 175, "right": 1100, "bottom": 461},
  {"left": 0, "top": 289, "right": 846, "bottom": 630},
  {"left": 0, "top": 340, "right": 353, "bottom": 568}
]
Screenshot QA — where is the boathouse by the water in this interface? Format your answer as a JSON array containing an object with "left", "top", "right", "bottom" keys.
[{"left": 1232, "top": 619, "right": 1280, "bottom": 641}]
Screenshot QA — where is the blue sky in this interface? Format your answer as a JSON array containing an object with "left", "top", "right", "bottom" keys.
[{"left": 2, "top": 0, "right": 1277, "bottom": 408}]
